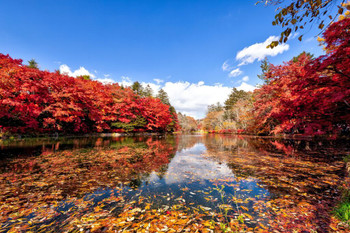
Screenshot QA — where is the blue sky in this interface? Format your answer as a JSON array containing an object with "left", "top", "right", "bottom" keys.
[{"left": 0, "top": 0, "right": 325, "bottom": 118}]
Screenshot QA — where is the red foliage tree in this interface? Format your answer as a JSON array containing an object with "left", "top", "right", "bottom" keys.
[
  {"left": 139, "top": 97, "right": 172, "bottom": 132},
  {"left": 252, "top": 18, "right": 350, "bottom": 136},
  {"left": 0, "top": 54, "right": 175, "bottom": 134},
  {"left": 0, "top": 54, "right": 48, "bottom": 133},
  {"left": 252, "top": 54, "right": 313, "bottom": 135}
]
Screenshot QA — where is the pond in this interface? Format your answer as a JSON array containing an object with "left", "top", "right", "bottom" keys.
[{"left": 0, "top": 134, "right": 349, "bottom": 232}]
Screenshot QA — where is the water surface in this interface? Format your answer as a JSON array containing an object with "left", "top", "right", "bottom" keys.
[{"left": 0, "top": 135, "right": 349, "bottom": 232}]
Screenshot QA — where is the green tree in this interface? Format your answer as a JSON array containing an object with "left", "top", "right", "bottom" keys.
[
  {"left": 144, "top": 84, "right": 153, "bottom": 97},
  {"left": 156, "top": 89, "right": 179, "bottom": 132},
  {"left": 292, "top": 51, "right": 314, "bottom": 63},
  {"left": 131, "top": 81, "right": 144, "bottom": 96},
  {"left": 156, "top": 89, "right": 170, "bottom": 105},
  {"left": 27, "top": 59, "right": 38, "bottom": 69},
  {"left": 167, "top": 106, "right": 178, "bottom": 132},
  {"left": 207, "top": 102, "right": 224, "bottom": 113},
  {"left": 257, "top": 57, "right": 271, "bottom": 83},
  {"left": 224, "top": 88, "right": 250, "bottom": 110},
  {"left": 78, "top": 75, "right": 91, "bottom": 80}
]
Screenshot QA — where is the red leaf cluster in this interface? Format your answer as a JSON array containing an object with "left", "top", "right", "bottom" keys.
[
  {"left": 0, "top": 55, "right": 174, "bottom": 134},
  {"left": 252, "top": 18, "right": 350, "bottom": 136}
]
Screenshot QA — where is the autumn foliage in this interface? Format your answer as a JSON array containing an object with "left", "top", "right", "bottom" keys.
[
  {"left": 203, "top": 18, "right": 350, "bottom": 137},
  {"left": 177, "top": 112, "right": 198, "bottom": 132},
  {"left": 0, "top": 55, "right": 177, "bottom": 134},
  {"left": 252, "top": 18, "right": 350, "bottom": 136}
]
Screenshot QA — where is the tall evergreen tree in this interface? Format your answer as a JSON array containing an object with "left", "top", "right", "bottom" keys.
[
  {"left": 156, "top": 89, "right": 179, "bottom": 132},
  {"left": 257, "top": 58, "right": 270, "bottom": 83},
  {"left": 131, "top": 81, "right": 144, "bottom": 96},
  {"left": 27, "top": 59, "right": 38, "bottom": 69},
  {"left": 156, "top": 89, "right": 170, "bottom": 105},
  {"left": 224, "top": 88, "right": 249, "bottom": 110},
  {"left": 207, "top": 102, "right": 224, "bottom": 113},
  {"left": 143, "top": 84, "right": 153, "bottom": 97}
]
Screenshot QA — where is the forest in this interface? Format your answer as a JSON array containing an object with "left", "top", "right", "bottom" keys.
[
  {"left": 0, "top": 55, "right": 179, "bottom": 135},
  {"left": 200, "top": 16, "right": 350, "bottom": 137}
]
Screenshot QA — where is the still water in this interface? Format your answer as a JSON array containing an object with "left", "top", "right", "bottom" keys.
[{"left": 0, "top": 134, "right": 349, "bottom": 232}]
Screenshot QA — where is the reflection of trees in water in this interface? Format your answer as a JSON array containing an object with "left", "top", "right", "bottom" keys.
[
  {"left": 203, "top": 134, "right": 250, "bottom": 156},
  {"left": 204, "top": 134, "right": 349, "bottom": 162},
  {"left": 156, "top": 163, "right": 170, "bottom": 180},
  {"left": 129, "top": 178, "right": 143, "bottom": 189},
  {"left": 0, "top": 135, "right": 179, "bottom": 229},
  {"left": 202, "top": 134, "right": 348, "bottom": 232},
  {"left": 126, "top": 136, "right": 179, "bottom": 187},
  {"left": 176, "top": 134, "right": 202, "bottom": 152},
  {"left": 0, "top": 136, "right": 160, "bottom": 159},
  {"left": 203, "top": 135, "right": 348, "bottom": 197},
  {"left": 247, "top": 137, "right": 350, "bottom": 163}
]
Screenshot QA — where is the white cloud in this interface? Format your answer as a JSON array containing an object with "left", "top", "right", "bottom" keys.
[
  {"left": 114, "top": 78, "right": 239, "bottom": 119},
  {"left": 59, "top": 64, "right": 119, "bottom": 85},
  {"left": 222, "top": 60, "right": 231, "bottom": 71},
  {"left": 290, "top": 32, "right": 299, "bottom": 40},
  {"left": 107, "top": 76, "right": 256, "bottom": 118},
  {"left": 228, "top": 68, "right": 243, "bottom": 77},
  {"left": 141, "top": 82, "right": 161, "bottom": 94},
  {"left": 305, "top": 37, "right": 315, "bottom": 43},
  {"left": 153, "top": 78, "right": 164, "bottom": 84},
  {"left": 236, "top": 82, "right": 256, "bottom": 92},
  {"left": 118, "top": 76, "right": 133, "bottom": 87},
  {"left": 242, "top": 76, "right": 249, "bottom": 82},
  {"left": 236, "top": 36, "right": 289, "bottom": 66},
  {"left": 59, "top": 64, "right": 73, "bottom": 76},
  {"left": 59, "top": 64, "right": 96, "bottom": 78},
  {"left": 162, "top": 81, "right": 231, "bottom": 119},
  {"left": 94, "top": 78, "right": 115, "bottom": 85}
]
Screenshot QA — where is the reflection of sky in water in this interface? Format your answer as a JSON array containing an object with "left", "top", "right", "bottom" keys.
[
  {"left": 142, "top": 142, "right": 267, "bottom": 199},
  {"left": 180, "top": 142, "right": 206, "bottom": 153},
  {"left": 146, "top": 143, "right": 235, "bottom": 185},
  {"left": 169, "top": 143, "right": 235, "bottom": 184},
  {"left": 134, "top": 141, "right": 270, "bottom": 219}
]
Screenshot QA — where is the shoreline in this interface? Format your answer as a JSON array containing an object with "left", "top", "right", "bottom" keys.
[
  {"left": 2, "top": 131, "right": 348, "bottom": 144},
  {"left": 0, "top": 132, "right": 171, "bottom": 144}
]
